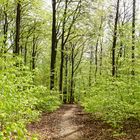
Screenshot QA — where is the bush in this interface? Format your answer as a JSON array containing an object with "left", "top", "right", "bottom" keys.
[
  {"left": 81, "top": 76, "right": 140, "bottom": 128},
  {"left": 0, "top": 56, "right": 61, "bottom": 139}
]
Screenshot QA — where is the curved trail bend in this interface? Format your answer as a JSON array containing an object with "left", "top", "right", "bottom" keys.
[
  {"left": 28, "top": 104, "right": 83, "bottom": 140},
  {"left": 28, "top": 104, "right": 140, "bottom": 140}
]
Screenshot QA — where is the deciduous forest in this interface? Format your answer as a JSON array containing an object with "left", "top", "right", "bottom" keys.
[{"left": 0, "top": 0, "right": 140, "bottom": 139}]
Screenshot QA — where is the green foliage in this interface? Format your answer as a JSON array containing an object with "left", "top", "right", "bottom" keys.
[
  {"left": 31, "top": 86, "right": 61, "bottom": 112},
  {"left": 81, "top": 76, "right": 140, "bottom": 128},
  {"left": 0, "top": 56, "right": 61, "bottom": 139}
]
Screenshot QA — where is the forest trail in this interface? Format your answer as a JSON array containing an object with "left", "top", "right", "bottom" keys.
[
  {"left": 28, "top": 104, "right": 140, "bottom": 140},
  {"left": 58, "top": 104, "right": 82, "bottom": 140},
  {"left": 28, "top": 104, "right": 83, "bottom": 140}
]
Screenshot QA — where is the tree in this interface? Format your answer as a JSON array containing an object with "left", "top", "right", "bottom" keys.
[
  {"left": 2, "top": 2, "right": 8, "bottom": 54},
  {"left": 50, "top": 0, "right": 57, "bottom": 90},
  {"left": 131, "top": 0, "right": 136, "bottom": 75},
  {"left": 59, "top": 0, "right": 68, "bottom": 95},
  {"left": 58, "top": 0, "right": 82, "bottom": 100},
  {"left": 14, "top": 1, "right": 21, "bottom": 55},
  {"left": 112, "top": 0, "right": 120, "bottom": 77}
]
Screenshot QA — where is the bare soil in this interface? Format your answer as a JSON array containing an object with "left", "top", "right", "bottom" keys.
[{"left": 27, "top": 104, "right": 140, "bottom": 140}]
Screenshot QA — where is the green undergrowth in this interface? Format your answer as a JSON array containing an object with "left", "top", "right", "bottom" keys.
[
  {"left": 81, "top": 76, "right": 140, "bottom": 129},
  {"left": 0, "top": 56, "right": 61, "bottom": 139}
]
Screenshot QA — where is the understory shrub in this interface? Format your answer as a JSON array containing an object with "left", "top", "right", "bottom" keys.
[
  {"left": 0, "top": 56, "right": 61, "bottom": 139},
  {"left": 81, "top": 76, "right": 140, "bottom": 128}
]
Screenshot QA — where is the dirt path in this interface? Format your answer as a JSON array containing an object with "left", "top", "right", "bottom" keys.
[
  {"left": 28, "top": 104, "right": 140, "bottom": 140},
  {"left": 28, "top": 104, "right": 83, "bottom": 140},
  {"left": 58, "top": 104, "right": 82, "bottom": 140}
]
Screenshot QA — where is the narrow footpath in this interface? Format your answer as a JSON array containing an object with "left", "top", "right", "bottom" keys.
[
  {"left": 28, "top": 104, "right": 140, "bottom": 140},
  {"left": 58, "top": 105, "right": 82, "bottom": 140}
]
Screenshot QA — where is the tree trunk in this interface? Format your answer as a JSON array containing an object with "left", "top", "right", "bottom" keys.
[
  {"left": 63, "top": 46, "right": 68, "bottom": 103},
  {"left": 32, "top": 35, "right": 36, "bottom": 70},
  {"left": 24, "top": 39, "right": 28, "bottom": 65},
  {"left": 89, "top": 46, "right": 93, "bottom": 87},
  {"left": 95, "top": 38, "right": 99, "bottom": 80},
  {"left": 70, "top": 46, "right": 74, "bottom": 103},
  {"left": 2, "top": 6, "right": 8, "bottom": 54},
  {"left": 100, "top": 38, "right": 103, "bottom": 75},
  {"left": 131, "top": 0, "right": 136, "bottom": 75},
  {"left": 14, "top": 2, "right": 21, "bottom": 55},
  {"left": 112, "top": 0, "right": 120, "bottom": 77},
  {"left": 59, "top": 0, "right": 68, "bottom": 95},
  {"left": 50, "top": 0, "right": 57, "bottom": 90}
]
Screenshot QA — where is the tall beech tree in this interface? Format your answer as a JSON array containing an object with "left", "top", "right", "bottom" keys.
[
  {"left": 131, "top": 0, "right": 136, "bottom": 75},
  {"left": 112, "top": 0, "right": 120, "bottom": 77},
  {"left": 2, "top": 3, "right": 8, "bottom": 54},
  {"left": 14, "top": 1, "right": 21, "bottom": 55},
  {"left": 59, "top": 0, "right": 68, "bottom": 95},
  {"left": 50, "top": 0, "right": 57, "bottom": 90},
  {"left": 59, "top": 0, "right": 82, "bottom": 98}
]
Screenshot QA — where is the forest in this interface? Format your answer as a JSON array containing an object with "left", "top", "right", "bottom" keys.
[{"left": 0, "top": 0, "right": 140, "bottom": 139}]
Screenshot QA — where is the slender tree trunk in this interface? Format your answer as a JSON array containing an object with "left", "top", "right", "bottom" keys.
[
  {"left": 119, "top": 42, "right": 123, "bottom": 57},
  {"left": 131, "top": 0, "right": 136, "bottom": 75},
  {"left": 95, "top": 38, "right": 99, "bottom": 80},
  {"left": 63, "top": 46, "right": 68, "bottom": 103},
  {"left": 32, "top": 35, "right": 36, "bottom": 70},
  {"left": 100, "top": 38, "right": 103, "bottom": 75},
  {"left": 112, "top": 0, "right": 120, "bottom": 76},
  {"left": 89, "top": 46, "right": 93, "bottom": 87},
  {"left": 3, "top": 6, "right": 8, "bottom": 54},
  {"left": 70, "top": 46, "right": 74, "bottom": 103},
  {"left": 14, "top": 2, "right": 21, "bottom": 55},
  {"left": 24, "top": 39, "right": 28, "bottom": 65},
  {"left": 59, "top": 0, "right": 68, "bottom": 95},
  {"left": 50, "top": 0, "right": 57, "bottom": 90},
  {"left": 95, "top": 18, "right": 103, "bottom": 79},
  {"left": 116, "top": 41, "right": 123, "bottom": 76}
]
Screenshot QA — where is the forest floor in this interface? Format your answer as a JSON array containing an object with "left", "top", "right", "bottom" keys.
[{"left": 28, "top": 104, "right": 140, "bottom": 140}]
